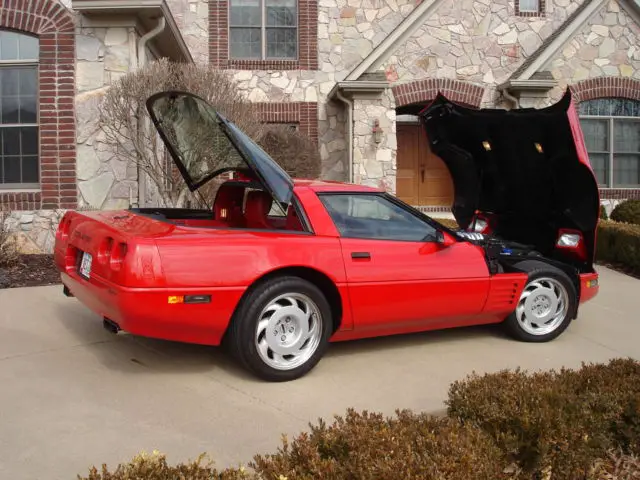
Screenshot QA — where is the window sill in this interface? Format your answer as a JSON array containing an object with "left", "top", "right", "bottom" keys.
[{"left": 225, "top": 59, "right": 303, "bottom": 70}]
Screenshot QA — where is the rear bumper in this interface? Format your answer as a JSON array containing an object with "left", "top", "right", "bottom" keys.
[
  {"left": 579, "top": 272, "right": 599, "bottom": 304},
  {"left": 59, "top": 269, "right": 245, "bottom": 346}
]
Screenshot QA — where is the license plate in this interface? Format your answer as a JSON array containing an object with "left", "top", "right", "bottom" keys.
[{"left": 79, "top": 251, "right": 93, "bottom": 279}]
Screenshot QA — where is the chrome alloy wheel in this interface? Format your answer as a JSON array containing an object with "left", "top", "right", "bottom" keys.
[
  {"left": 255, "top": 293, "right": 323, "bottom": 371},
  {"left": 515, "top": 277, "right": 570, "bottom": 336}
]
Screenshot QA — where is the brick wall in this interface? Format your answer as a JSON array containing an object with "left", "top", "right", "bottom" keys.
[
  {"left": 255, "top": 102, "right": 319, "bottom": 143},
  {"left": 0, "top": 0, "right": 76, "bottom": 211},
  {"left": 208, "top": 0, "right": 318, "bottom": 70},
  {"left": 393, "top": 79, "right": 485, "bottom": 109},
  {"left": 571, "top": 77, "right": 640, "bottom": 104}
]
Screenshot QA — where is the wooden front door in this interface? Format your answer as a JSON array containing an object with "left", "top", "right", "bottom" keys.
[{"left": 396, "top": 123, "right": 454, "bottom": 207}]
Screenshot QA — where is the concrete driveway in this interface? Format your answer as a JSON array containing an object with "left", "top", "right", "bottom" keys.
[{"left": 0, "top": 265, "right": 638, "bottom": 479}]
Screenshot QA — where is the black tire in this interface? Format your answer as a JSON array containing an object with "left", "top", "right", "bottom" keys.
[
  {"left": 225, "top": 275, "right": 333, "bottom": 382},
  {"left": 503, "top": 260, "right": 578, "bottom": 343}
]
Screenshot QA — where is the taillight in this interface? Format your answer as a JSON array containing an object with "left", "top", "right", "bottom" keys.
[
  {"left": 56, "top": 215, "right": 71, "bottom": 241},
  {"left": 556, "top": 229, "right": 587, "bottom": 261},
  {"left": 109, "top": 242, "right": 128, "bottom": 271},
  {"left": 98, "top": 237, "right": 114, "bottom": 265},
  {"left": 469, "top": 212, "right": 492, "bottom": 234}
]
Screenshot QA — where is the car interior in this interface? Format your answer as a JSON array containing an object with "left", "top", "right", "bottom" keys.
[{"left": 166, "top": 181, "right": 306, "bottom": 232}]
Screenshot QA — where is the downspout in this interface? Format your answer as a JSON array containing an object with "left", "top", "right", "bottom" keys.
[
  {"left": 136, "top": 17, "right": 166, "bottom": 207},
  {"left": 501, "top": 87, "right": 519, "bottom": 109},
  {"left": 335, "top": 89, "right": 354, "bottom": 184}
]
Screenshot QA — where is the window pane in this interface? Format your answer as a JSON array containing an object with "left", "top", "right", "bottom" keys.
[
  {"left": 0, "top": 31, "right": 38, "bottom": 60},
  {"left": 22, "top": 126, "right": 38, "bottom": 155},
  {"left": 1, "top": 96, "right": 19, "bottom": 123},
  {"left": 18, "top": 33, "right": 39, "bottom": 60},
  {"left": 2, "top": 157, "right": 21, "bottom": 183},
  {"left": 0, "top": 69, "right": 19, "bottom": 96},
  {"left": 587, "top": 152, "right": 609, "bottom": 186},
  {"left": 19, "top": 96, "right": 36, "bottom": 123},
  {"left": 2, "top": 128, "right": 20, "bottom": 155},
  {"left": 320, "top": 194, "right": 436, "bottom": 241},
  {"left": 0, "top": 31, "right": 19, "bottom": 61},
  {"left": 19, "top": 68, "right": 37, "bottom": 96},
  {"left": 613, "top": 154, "right": 640, "bottom": 187},
  {"left": 580, "top": 119, "right": 609, "bottom": 152},
  {"left": 614, "top": 120, "right": 640, "bottom": 153},
  {"left": 519, "top": 0, "right": 539, "bottom": 11},
  {"left": 229, "top": 0, "right": 261, "bottom": 26},
  {"left": 21, "top": 155, "right": 39, "bottom": 183},
  {"left": 266, "top": 0, "right": 297, "bottom": 26},
  {"left": 579, "top": 98, "right": 640, "bottom": 117},
  {"left": 266, "top": 28, "right": 297, "bottom": 58},
  {"left": 230, "top": 28, "right": 262, "bottom": 58}
]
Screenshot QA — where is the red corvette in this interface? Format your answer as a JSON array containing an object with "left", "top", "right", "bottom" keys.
[{"left": 54, "top": 90, "right": 600, "bottom": 381}]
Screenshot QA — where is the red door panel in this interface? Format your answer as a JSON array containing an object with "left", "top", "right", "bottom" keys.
[{"left": 340, "top": 238, "right": 490, "bottom": 331}]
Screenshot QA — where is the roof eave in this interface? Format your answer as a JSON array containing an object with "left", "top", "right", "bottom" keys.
[
  {"left": 328, "top": 80, "right": 390, "bottom": 100},
  {"left": 497, "top": 79, "right": 559, "bottom": 92},
  {"left": 72, "top": 0, "right": 193, "bottom": 63}
]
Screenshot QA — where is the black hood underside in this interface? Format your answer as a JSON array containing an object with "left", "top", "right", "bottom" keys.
[{"left": 420, "top": 90, "right": 600, "bottom": 267}]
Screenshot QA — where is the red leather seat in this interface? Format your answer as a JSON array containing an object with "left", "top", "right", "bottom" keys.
[
  {"left": 214, "top": 184, "right": 245, "bottom": 227},
  {"left": 245, "top": 190, "right": 274, "bottom": 230}
]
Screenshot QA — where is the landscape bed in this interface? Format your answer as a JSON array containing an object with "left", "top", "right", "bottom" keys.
[{"left": 78, "top": 358, "right": 640, "bottom": 479}]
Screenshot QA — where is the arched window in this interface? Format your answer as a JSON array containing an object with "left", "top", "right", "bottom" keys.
[
  {"left": 0, "top": 30, "right": 39, "bottom": 189},
  {"left": 579, "top": 98, "right": 640, "bottom": 188}
]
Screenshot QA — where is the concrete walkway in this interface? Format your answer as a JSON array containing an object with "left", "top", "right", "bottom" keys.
[{"left": 0, "top": 266, "right": 638, "bottom": 479}]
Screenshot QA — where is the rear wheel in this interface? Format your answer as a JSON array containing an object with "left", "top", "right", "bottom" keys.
[
  {"left": 226, "top": 276, "right": 332, "bottom": 382},
  {"left": 503, "top": 260, "right": 577, "bottom": 342}
]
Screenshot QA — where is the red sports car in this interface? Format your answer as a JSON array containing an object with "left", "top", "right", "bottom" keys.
[{"left": 54, "top": 90, "right": 600, "bottom": 382}]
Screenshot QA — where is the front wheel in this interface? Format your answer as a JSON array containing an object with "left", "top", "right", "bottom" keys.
[
  {"left": 503, "top": 261, "right": 577, "bottom": 342},
  {"left": 225, "top": 276, "right": 332, "bottom": 382}
]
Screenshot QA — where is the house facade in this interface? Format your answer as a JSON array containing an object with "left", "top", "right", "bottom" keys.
[{"left": 1, "top": 0, "right": 639, "bottom": 253}]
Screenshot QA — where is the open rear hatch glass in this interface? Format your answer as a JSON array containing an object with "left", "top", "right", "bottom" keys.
[{"left": 146, "top": 90, "right": 294, "bottom": 204}]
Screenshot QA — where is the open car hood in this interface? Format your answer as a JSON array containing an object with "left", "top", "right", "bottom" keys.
[
  {"left": 146, "top": 91, "right": 294, "bottom": 204},
  {"left": 420, "top": 89, "right": 600, "bottom": 263}
]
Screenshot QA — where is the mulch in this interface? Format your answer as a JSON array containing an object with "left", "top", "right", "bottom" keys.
[{"left": 0, "top": 254, "right": 61, "bottom": 289}]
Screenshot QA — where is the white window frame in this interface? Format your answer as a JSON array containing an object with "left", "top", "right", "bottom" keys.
[
  {"left": 0, "top": 32, "right": 40, "bottom": 191},
  {"left": 580, "top": 114, "right": 640, "bottom": 189},
  {"left": 518, "top": 0, "right": 541, "bottom": 13},
  {"left": 228, "top": 0, "right": 299, "bottom": 61}
]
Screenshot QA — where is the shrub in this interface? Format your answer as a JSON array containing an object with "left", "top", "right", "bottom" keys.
[
  {"left": 250, "top": 409, "right": 506, "bottom": 480},
  {"left": 447, "top": 358, "right": 640, "bottom": 478},
  {"left": 258, "top": 124, "right": 321, "bottom": 179},
  {"left": 596, "top": 220, "right": 640, "bottom": 274},
  {"left": 611, "top": 199, "right": 640, "bottom": 225},
  {"left": 588, "top": 450, "right": 640, "bottom": 479},
  {"left": 600, "top": 204, "right": 609, "bottom": 221},
  {"left": 77, "top": 451, "right": 251, "bottom": 480}
]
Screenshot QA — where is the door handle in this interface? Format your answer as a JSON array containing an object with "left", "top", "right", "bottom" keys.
[
  {"left": 420, "top": 167, "right": 425, "bottom": 182},
  {"left": 351, "top": 252, "right": 371, "bottom": 259}
]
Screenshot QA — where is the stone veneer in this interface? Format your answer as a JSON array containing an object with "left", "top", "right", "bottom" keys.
[
  {"left": 75, "top": 26, "right": 141, "bottom": 211},
  {"left": 166, "top": 0, "right": 209, "bottom": 64}
]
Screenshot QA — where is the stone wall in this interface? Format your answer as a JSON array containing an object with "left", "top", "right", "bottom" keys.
[
  {"left": 544, "top": 0, "right": 640, "bottom": 104},
  {"left": 166, "top": 0, "right": 209, "bottom": 64},
  {"left": 3, "top": 210, "right": 66, "bottom": 254},
  {"left": 385, "top": 0, "right": 580, "bottom": 108},
  {"left": 75, "top": 26, "right": 139, "bottom": 211},
  {"left": 352, "top": 91, "right": 397, "bottom": 191}
]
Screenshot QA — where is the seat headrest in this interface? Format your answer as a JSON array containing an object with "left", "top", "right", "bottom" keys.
[{"left": 245, "top": 190, "right": 273, "bottom": 227}]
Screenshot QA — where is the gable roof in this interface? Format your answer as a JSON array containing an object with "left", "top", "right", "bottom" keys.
[
  {"left": 344, "top": 0, "right": 445, "bottom": 81},
  {"left": 510, "top": 0, "right": 640, "bottom": 81}
]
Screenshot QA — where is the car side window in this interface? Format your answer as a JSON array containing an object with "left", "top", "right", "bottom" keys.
[{"left": 320, "top": 194, "right": 438, "bottom": 242}]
